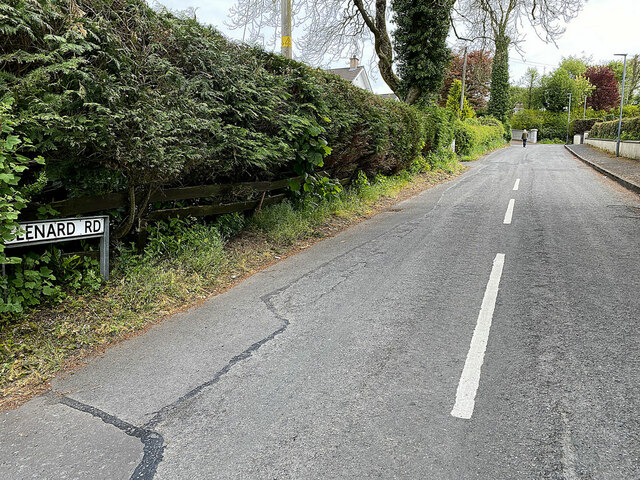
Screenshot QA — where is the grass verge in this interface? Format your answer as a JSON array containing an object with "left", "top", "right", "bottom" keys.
[{"left": 0, "top": 164, "right": 464, "bottom": 410}]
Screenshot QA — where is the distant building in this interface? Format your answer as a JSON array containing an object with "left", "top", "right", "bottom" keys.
[{"left": 328, "top": 57, "right": 373, "bottom": 93}]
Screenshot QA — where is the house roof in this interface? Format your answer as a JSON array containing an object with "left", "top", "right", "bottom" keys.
[{"left": 327, "top": 66, "right": 365, "bottom": 83}]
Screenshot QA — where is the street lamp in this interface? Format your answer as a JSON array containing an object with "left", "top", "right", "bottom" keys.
[
  {"left": 566, "top": 92, "right": 572, "bottom": 145},
  {"left": 583, "top": 95, "right": 588, "bottom": 120},
  {"left": 614, "top": 54, "right": 627, "bottom": 157}
]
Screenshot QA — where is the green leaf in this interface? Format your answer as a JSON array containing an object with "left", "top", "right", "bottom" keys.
[
  {"left": 309, "top": 152, "right": 323, "bottom": 165},
  {"left": 308, "top": 125, "right": 322, "bottom": 136},
  {"left": 288, "top": 179, "right": 301, "bottom": 191},
  {"left": 4, "top": 135, "right": 21, "bottom": 150},
  {"left": 42, "top": 285, "right": 57, "bottom": 296}
]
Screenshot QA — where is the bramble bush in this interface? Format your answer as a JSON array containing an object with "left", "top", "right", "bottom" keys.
[{"left": 0, "top": 99, "right": 54, "bottom": 314}]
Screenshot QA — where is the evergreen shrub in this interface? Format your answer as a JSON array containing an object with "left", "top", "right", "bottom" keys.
[{"left": 0, "top": 0, "right": 461, "bottom": 315}]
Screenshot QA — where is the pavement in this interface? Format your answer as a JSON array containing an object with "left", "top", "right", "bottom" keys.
[
  {"left": 566, "top": 143, "right": 640, "bottom": 194},
  {"left": 1, "top": 144, "right": 639, "bottom": 479}
]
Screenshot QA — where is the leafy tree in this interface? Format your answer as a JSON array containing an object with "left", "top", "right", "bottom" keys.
[
  {"left": 453, "top": 0, "right": 586, "bottom": 121},
  {"left": 585, "top": 66, "right": 620, "bottom": 111},
  {"left": 440, "top": 49, "right": 492, "bottom": 111},
  {"left": 509, "top": 86, "right": 527, "bottom": 111},
  {"left": 608, "top": 55, "right": 640, "bottom": 105},
  {"left": 541, "top": 67, "right": 595, "bottom": 113},
  {"left": 519, "top": 67, "right": 543, "bottom": 110},
  {"left": 392, "top": 0, "right": 455, "bottom": 104},
  {"left": 559, "top": 56, "right": 589, "bottom": 79},
  {"left": 628, "top": 55, "right": 640, "bottom": 104},
  {"left": 541, "top": 68, "right": 574, "bottom": 112},
  {"left": 574, "top": 74, "right": 596, "bottom": 109},
  {"left": 446, "top": 80, "right": 475, "bottom": 119}
]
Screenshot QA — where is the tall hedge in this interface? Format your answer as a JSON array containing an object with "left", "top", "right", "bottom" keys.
[
  {"left": 0, "top": 0, "right": 454, "bottom": 205},
  {"left": 573, "top": 118, "right": 601, "bottom": 135},
  {"left": 454, "top": 117, "right": 504, "bottom": 157},
  {"left": 591, "top": 117, "right": 640, "bottom": 141}
]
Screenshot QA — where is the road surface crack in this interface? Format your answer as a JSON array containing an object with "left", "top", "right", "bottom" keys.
[
  {"left": 54, "top": 394, "right": 164, "bottom": 479},
  {"left": 49, "top": 190, "right": 457, "bottom": 479}
]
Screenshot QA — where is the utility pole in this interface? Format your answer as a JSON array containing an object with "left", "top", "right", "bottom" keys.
[
  {"left": 614, "top": 53, "right": 627, "bottom": 157},
  {"left": 281, "top": 0, "right": 292, "bottom": 59},
  {"left": 460, "top": 47, "right": 468, "bottom": 115},
  {"left": 583, "top": 95, "right": 588, "bottom": 120},
  {"left": 566, "top": 92, "right": 572, "bottom": 144}
]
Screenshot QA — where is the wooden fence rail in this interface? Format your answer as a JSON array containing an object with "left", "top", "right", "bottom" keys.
[
  {"left": 146, "top": 194, "right": 288, "bottom": 221},
  {"left": 145, "top": 176, "right": 351, "bottom": 221},
  {"left": 24, "top": 174, "right": 352, "bottom": 240},
  {"left": 33, "top": 177, "right": 303, "bottom": 218}
]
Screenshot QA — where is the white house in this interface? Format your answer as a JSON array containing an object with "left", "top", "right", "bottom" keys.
[{"left": 328, "top": 57, "right": 373, "bottom": 93}]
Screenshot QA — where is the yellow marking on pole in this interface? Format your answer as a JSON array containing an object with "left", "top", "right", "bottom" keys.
[{"left": 281, "top": 36, "right": 292, "bottom": 48}]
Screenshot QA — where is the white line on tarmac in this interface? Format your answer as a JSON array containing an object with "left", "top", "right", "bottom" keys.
[
  {"left": 451, "top": 253, "right": 506, "bottom": 420},
  {"left": 503, "top": 199, "right": 515, "bottom": 224},
  {"left": 513, "top": 179, "right": 520, "bottom": 191}
]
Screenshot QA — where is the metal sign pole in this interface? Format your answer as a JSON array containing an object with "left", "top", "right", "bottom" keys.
[
  {"left": 566, "top": 92, "right": 572, "bottom": 145},
  {"left": 99, "top": 217, "right": 109, "bottom": 281}
]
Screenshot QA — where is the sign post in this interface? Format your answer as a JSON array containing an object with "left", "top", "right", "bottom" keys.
[{"left": 5, "top": 215, "right": 110, "bottom": 280}]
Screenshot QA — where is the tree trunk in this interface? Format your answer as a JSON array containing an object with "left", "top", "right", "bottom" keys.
[
  {"left": 487, "top": 33, "right": 510, "bottom": 122},
  {"left": 404, "top": 85, "right": 422, "bottom": 104}
]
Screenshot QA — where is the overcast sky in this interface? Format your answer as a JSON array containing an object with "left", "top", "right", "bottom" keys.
[{"left": 155, "top": 0, "right": 640, "bottom": 93}]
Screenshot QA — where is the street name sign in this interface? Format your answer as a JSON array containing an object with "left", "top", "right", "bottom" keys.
[{"left": 5, "top": 216, "right": 110, "bottom": 280}]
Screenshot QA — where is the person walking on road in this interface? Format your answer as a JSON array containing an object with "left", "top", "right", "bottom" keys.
[{"left": 522, "top": 129, "right": 528, "bottom": 148}]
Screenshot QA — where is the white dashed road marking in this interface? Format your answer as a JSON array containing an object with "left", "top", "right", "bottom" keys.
[
  {"left": 451, "top": 253, "right": 506, "bottom": 420},
  {"left": 503, "top": 199, "right": 515, "bottom": 224}
]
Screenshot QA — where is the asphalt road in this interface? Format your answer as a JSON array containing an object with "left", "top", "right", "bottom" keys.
[{"left": 1, "top": 144, "right": 639, "bottom": 479}]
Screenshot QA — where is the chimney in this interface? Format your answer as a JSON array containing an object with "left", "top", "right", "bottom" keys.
[{"left": 349, "top": 56, "right": 359, "bottom": 70}]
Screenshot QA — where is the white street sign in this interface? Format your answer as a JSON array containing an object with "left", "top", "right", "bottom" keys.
[
  {"left": 7, "top": 217, "right": 106, "bottom": 246},
  {"left": 5, "top": 216, "right": 110, "bottom": 280}
]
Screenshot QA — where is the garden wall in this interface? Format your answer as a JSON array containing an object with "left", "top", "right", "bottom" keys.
[
  {"left": 584, "top": 138, "right": 640, "bottom": 160},
  {"left": 511, "top": 129, "right": 538, "bottom": 144}
]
